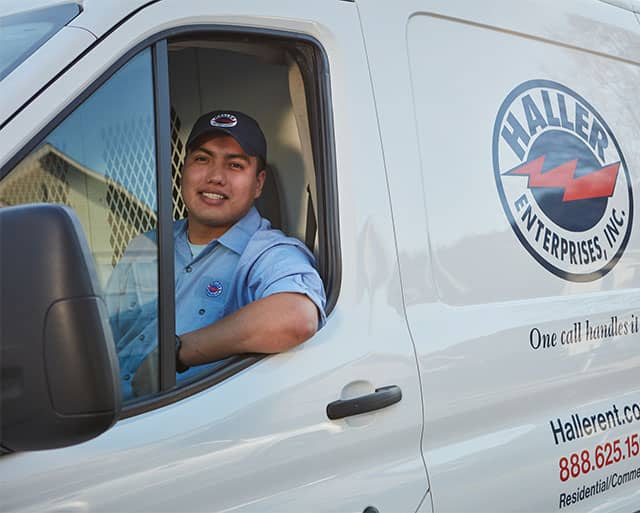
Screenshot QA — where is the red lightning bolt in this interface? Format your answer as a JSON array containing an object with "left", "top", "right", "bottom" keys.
[{"left": 505, "top": 156, "right": 620, "bottom": 202}]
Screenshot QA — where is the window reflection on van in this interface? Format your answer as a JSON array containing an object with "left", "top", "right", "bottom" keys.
[{"left": 0, "top": 3, "right": 81, "bottom": 81}]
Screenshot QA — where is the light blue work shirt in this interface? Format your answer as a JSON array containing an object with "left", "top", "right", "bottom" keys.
[{"left": 106, "top": 207, "right": 326, "bottom": 400}]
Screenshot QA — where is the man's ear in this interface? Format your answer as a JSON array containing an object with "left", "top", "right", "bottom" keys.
[{"left": 255, "top": 169, "right": 266, "bottom": 199}]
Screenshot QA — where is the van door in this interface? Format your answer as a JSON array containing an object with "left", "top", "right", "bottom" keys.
[
  {"left": 0, "top": 1, "right": 429, "bottom": 512},
  {"left": 357, "top": 0, "right": 640, "bottom": 511}
]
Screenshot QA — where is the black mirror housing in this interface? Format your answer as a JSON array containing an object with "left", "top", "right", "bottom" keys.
[{"left": 1, "top": 204, "right": 121, "bottom": 451}]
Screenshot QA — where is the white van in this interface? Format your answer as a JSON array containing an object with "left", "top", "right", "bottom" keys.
[{"left": 1, "top": 1, "right": 639, "bottom": 511}]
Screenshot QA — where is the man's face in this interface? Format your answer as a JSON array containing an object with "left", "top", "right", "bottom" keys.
[{"left": 181, "top": 132, "right": 265, "bottom": 243}]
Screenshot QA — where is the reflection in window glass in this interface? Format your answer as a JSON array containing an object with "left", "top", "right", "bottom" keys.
[
  {"left": 0, "top": 49, "right": 160, "bottom": 402},
  {"left": 0, "top": 3, "right": 81, "bottom": 81}
]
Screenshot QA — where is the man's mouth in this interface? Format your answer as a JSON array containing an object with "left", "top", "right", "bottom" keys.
[{"left": 200, "top": 192, "right": 226, "bottom": 200}]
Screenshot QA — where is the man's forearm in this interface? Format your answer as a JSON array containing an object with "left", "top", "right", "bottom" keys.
[{"left": 178, "top": 292, "right": 318, "bottom": 367}]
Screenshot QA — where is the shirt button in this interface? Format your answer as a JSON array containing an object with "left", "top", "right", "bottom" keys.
[
  {"left": 139, "top": 334, "right": 145, "bottom": 341},
  {"left": 198, "top": 309, "right": 205, "bottom": 315},
  {"left": 185, "top": 266, "right": 192, "bottom": 273},
  {"left": 129, "top": 301, "right": 136, "bottom": 309},
  {"left": 124, "top": 374, "right": 131, "bottom": 380}
]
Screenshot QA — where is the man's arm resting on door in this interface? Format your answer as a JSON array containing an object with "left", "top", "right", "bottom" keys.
[{"left": 178, "top": 292, "right": 319, "bottom": 367}]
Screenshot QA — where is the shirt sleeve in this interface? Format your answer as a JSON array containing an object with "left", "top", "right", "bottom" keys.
[{"left": 246, "top": 243, "right": 327, "bottom": 328}]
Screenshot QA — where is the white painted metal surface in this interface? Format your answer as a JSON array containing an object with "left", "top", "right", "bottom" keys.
[
  {"left": 1, "top": 0, "right": 639, "bottom": 512},
  {"left": 68, "top": 0, "right": 165, "bottom": 36},
  {"left": 357, "top": 0, "right": 640, "bottom": 511}
]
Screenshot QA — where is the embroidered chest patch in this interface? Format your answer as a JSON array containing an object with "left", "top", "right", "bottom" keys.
[{"left": 206, "top": 280, "right": 223, "bottom": 297}]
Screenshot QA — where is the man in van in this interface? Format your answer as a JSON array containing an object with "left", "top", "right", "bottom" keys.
[{"left": 107, "top": 110, "right": 326, "bottom": 399}]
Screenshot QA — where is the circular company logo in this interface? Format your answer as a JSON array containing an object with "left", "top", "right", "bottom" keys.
[
  {"left": 493, "top": 80, "right": 633, "bottom": 281},
  {"left": 210, "top": 113, "right": 238, "bottom": 128},
  {"left": 206, "top": 280, "right": 223, "bottom": 297}
]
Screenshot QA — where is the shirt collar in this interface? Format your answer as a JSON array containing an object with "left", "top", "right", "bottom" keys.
[
  {"left": 174, "top": 207, "right": 262, "bottom": 256},
  {"left": 218, "top": 206, "right": 261, "bottom": 255}
]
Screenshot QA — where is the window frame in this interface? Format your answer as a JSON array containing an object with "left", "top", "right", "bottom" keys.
[{"left": 0, "top": 25, "right": 340, "bottom": 419}]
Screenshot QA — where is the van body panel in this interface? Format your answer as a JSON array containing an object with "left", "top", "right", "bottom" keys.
[
  {"left": 67, "top": 0, "right": 159, "bottom": 36},
  {"left": 358, "top": 0, "right": 640, "bottom": 511},
  {"left": 406, "top": 14, "right": 640, "bottom": 304},
  {"left": 0, "top": 1, "right": 428, "bottom": 512}
]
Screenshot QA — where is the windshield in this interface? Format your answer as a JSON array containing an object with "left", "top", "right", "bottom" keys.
[{"left": 0, "top": 3, "right": 81, "bottom": 81}]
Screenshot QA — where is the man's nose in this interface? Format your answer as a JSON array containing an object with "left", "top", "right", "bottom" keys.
[{"left": 205, "top": 161, "right": 225, "bottom": 184}]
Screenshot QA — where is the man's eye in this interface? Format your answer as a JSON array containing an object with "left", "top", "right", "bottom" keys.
[{"left": 229, "top": 162, "right": 244, "bottom": 169}]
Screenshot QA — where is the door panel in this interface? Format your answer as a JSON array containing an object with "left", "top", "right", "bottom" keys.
[{"left": 0, "top": 1, "right": 428, "bottom": 511}]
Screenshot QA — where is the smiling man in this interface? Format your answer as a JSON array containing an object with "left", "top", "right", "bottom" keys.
[{"left": 108, "top": 111, "right": 326, "bottom": 399}]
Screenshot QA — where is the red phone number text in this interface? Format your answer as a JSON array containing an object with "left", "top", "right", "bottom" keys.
[{"left": 559, "top": 433, "right": 640, "bottom": 482}]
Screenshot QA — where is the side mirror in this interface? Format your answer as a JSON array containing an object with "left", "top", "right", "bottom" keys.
[{"left": 1, "top": 204, "right": 121, "bottom": 452}]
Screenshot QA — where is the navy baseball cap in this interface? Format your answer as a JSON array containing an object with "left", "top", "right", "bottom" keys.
[{"left": 186, "top": 110, "right": 267, "bottom": 163}]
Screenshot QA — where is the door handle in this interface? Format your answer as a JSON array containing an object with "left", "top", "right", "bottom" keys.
[{"left": 326, "top": 385, "right": 402, "bottom": 420}]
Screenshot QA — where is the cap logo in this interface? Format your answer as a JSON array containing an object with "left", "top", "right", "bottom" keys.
[
  {"left": 493, "top": 80, "right": 633, "bottom": 282},
  {"left": 210, "top": 113, "right": 238, "bottom": 128},
  {"left": 206, "top": 280, "right": 223, "bottom": 297}
]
